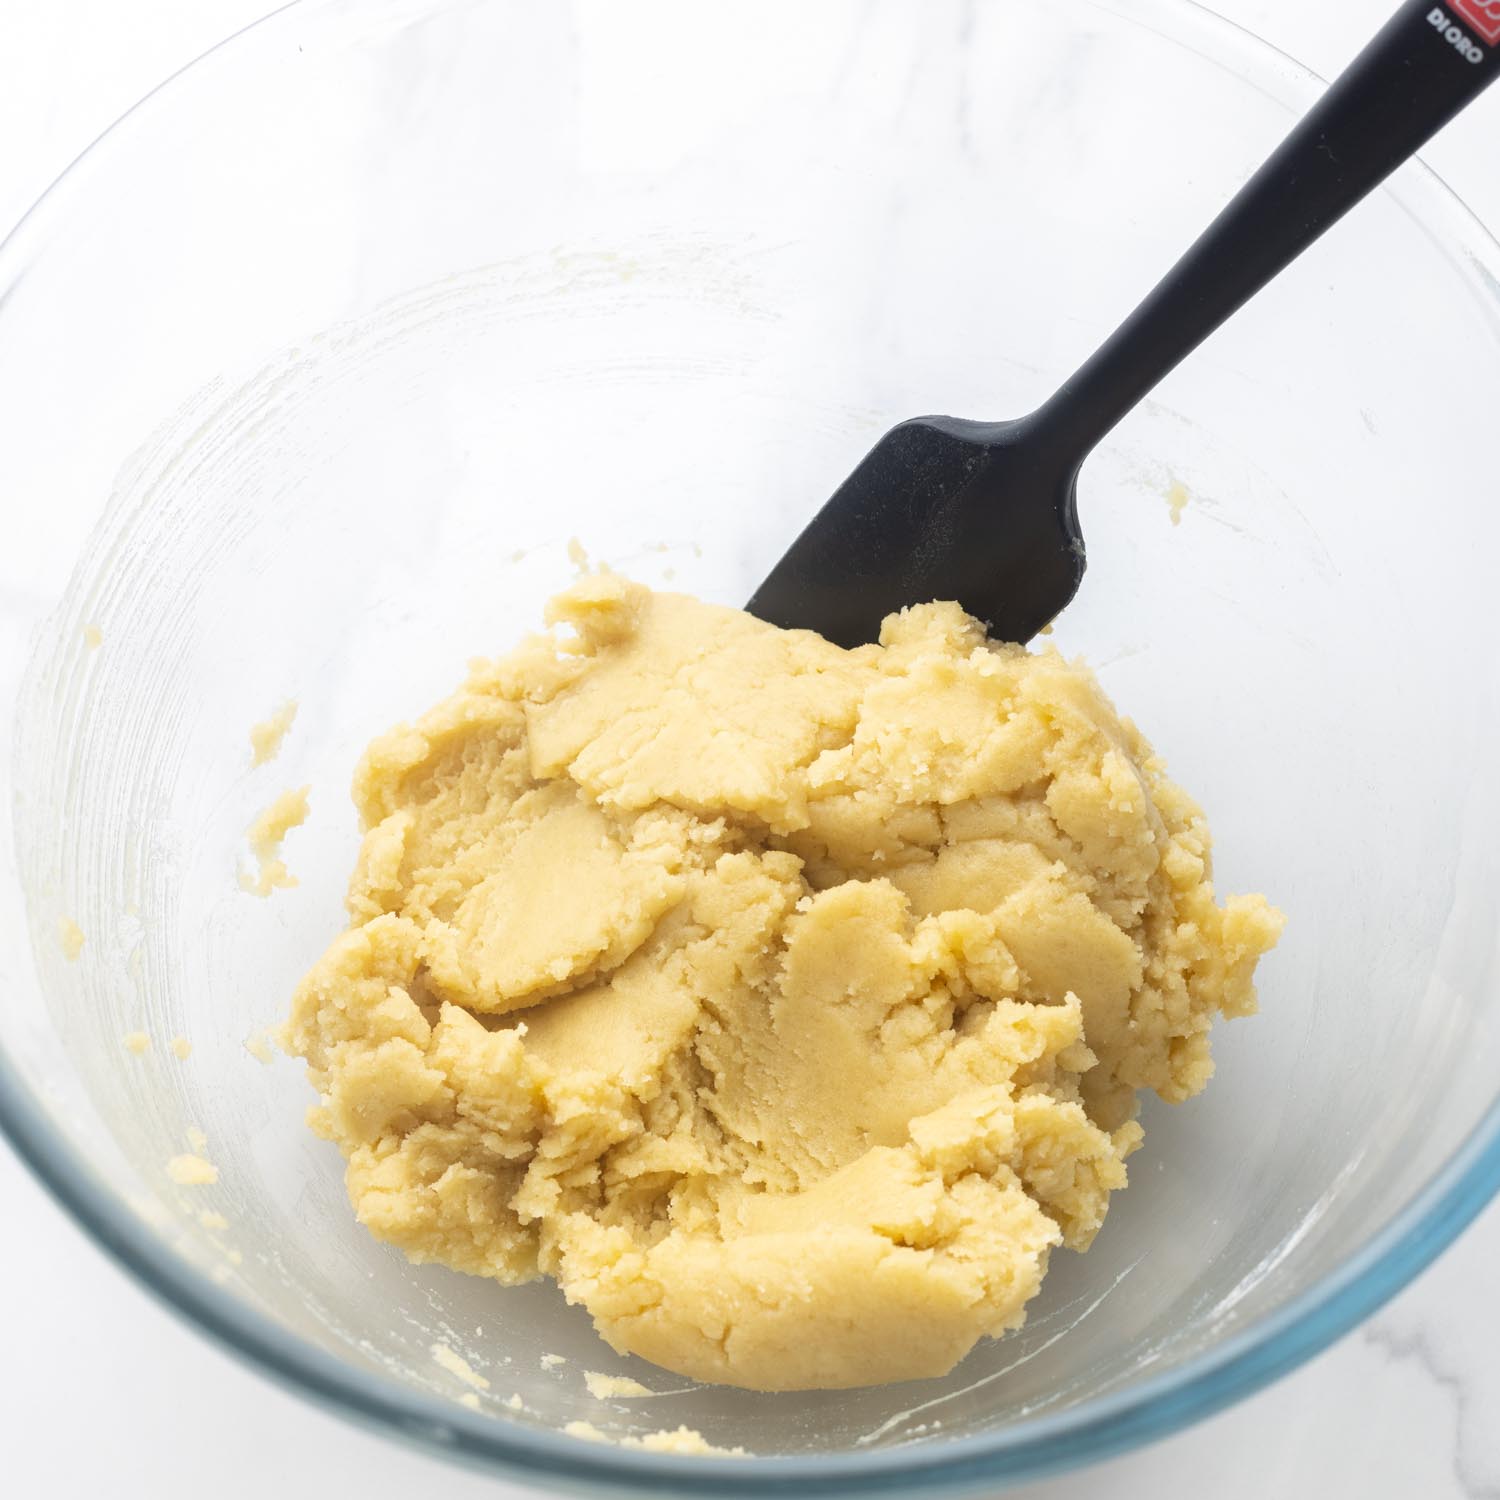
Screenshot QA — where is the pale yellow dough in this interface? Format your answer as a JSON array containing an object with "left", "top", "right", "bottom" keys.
[
  {"left": 584, "top": 1370, "right": 654, "bottom": 1399},
  {"left": 250, "top": 700, "right": 298, "bottom": 767},
  {"left": 241, "top": 786, "right": 310, "bottom": 896},
  {"left": 58, "top": 916, "right": 85, "bottom": 961},
  {"left": 166, "top": 1152, "right": 218, "bottom": 1187},
  {"left": 285, "top": 577, "right": 1282, "bottom": 1392}
]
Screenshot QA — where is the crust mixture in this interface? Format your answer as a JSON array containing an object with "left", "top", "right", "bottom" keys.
[{"left": 284, "top": 577, "right": 1281, "bottom": 1390}]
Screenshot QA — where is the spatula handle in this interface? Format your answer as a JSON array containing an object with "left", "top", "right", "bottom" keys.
[{"left": 1031, "top": 0, "right": 1500, "bottom": 458}]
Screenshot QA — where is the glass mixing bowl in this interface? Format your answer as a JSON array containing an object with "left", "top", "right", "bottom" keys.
[{"left": 3, "top": 0, "right": 1499, "bottom": 1493}]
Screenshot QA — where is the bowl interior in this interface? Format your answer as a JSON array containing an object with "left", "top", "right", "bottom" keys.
[{"left": 3, "top": 0, "right": 1500, "bottom": 1486}]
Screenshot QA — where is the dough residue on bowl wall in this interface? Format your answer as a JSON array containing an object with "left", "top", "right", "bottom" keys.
[
  {"left": 284, "top": 575, "right": 1282, "bottom": 1392},
  {"left": 240, "top": 786, "right": 310, "bottom": 897},
  {"left": 563, "top": 1419, "right": 745, "bottom": 1457},
  {"left": 431, "top": 1342, "right": 490, "bottom": 1390},
  {"left": 58, "top": 916, "right": 85, "bottom": 961},
  {"left": 249, "top": 700, "right": 298, "bottom": 767},
  {"left": 1164, "top": 477, "right": 1192, "bottom": 526},
  {"left": 624, "top": 1426, "right": 746, "bottom": 1457},
  {"left": 243, "top": 1029, "right": 277, "bottom": 1063},
  {"left": 583, "top": 1371, "right": 654, "bottom": 1400},
  {"left": 166, "top": 1153, "right": 218, "bottom": 1187}
]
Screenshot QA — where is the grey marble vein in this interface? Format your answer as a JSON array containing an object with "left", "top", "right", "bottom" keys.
[{"left": 1364, "top": 1320, "right": 1500, "bottom": 1500}]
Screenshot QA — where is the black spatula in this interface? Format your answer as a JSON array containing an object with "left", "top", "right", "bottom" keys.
[{"left": 748, "top": 0, "right": 1500, "bottom": 647}]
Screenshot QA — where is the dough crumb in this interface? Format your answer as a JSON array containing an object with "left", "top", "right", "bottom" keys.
[
  {"left": 540, "top": 1354, "right": 566, "bottom": 1370},
  {"left": 241, "top": 786, "right": 309, "bottom": 897},
  {"left": 505, "top": 1393, "right": 524, "bottom": 1411},
  {"left": 122, "top": 1031, "right": 150, "bottom": 1056},
  {"left": 239, "top": 855, "right": 293, "bottom": 896},
  {"left": 172, "top": 1037, "right": 193, "bottom": 1061},
  {"left": 431, "top": 1343, "right": 490, "bottom": 1390},
  {"left": 199, "top": 1210, "right": 229, "bottom": 1231},
  {"left": 1165, "top": 478, "right": 1191, "bottom": 526},
  {"left": 584, "top": 1371, "right": 654, "bottom": 1400},
  {"left": 561, "top": 1420, "right": 742, "bottom": 1456},
  {"left": 186, "top": 1126, "right": 209, "bottom": 1152},
  {"left": 566, "top": 537, "right": 590, "bottom": 570},
  {"left": 243, "top": 1030, "right": 276, "bottom": 1064},
  {"left": 167, "top": 1153, "right": 218, "bottom": 1187},
  {"left": 457, "top": 1392, "right": 482, "bottom": 1411},
  {"left": 284, "top": 579, "right": 1282, "bottom": 1392},
  {"left": 250, "top": 700, "right": 299, "bottom": 767},
  {"left": 624, "top": 1427, "right": 746, "bottom": 1458},
  {"left": 58, "top": 916, "right": 85, "bottom": 961},
  {"left": 226, "top": 1248, "right": 243, "bottom": 1266},
  {"left": 83, "top": 623, "right": 104, "bottom": 650}
]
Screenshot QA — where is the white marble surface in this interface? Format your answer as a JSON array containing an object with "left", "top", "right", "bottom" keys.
[{"left": 2, "top": 3, "right": 1498, "bottom": 1497}]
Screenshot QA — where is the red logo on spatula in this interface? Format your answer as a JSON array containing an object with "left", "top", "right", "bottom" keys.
[{"left": 1451, "top": 0, "right": 1500, "bottom": 45}]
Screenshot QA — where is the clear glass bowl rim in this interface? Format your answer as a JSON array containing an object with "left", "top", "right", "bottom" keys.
[{"left": 2, "top": 0, "right": 1498, "bottom": 1492}]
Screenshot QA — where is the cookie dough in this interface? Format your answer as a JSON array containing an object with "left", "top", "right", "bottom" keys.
[{"left": 284, "top": 577, "right": 1281, "bottom": 1391}]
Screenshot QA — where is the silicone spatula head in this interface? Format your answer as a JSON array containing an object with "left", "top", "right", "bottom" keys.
[{"left": 745, "top": 416, "right": 1084, "bottom": 648}]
